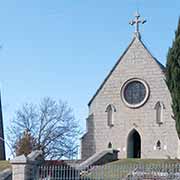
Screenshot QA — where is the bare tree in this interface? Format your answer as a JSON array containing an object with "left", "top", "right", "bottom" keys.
[{"left": 7, "top": 97, "right": 80, "bottom": 159}]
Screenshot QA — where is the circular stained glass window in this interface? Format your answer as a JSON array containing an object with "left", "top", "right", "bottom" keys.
[{"left": 121, "top": 79, "right": 149, "bottom": 108}]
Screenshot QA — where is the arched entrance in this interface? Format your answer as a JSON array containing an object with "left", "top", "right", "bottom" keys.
[{"left": 127, "top": 129, "right": 141, "bottom": 158}]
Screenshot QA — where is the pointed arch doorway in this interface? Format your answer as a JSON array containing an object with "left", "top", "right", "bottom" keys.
[{"left": 127, "top": 129, "right": 141, "bottom": 158}]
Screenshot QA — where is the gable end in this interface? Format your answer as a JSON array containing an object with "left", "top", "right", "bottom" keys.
[{"left": 88, "top": 37, "right": 166, "bottom": 107}]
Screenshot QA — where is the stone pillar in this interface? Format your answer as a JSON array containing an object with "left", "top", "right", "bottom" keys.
[
  {"left": 10, "top": 155, "right": 28, "bottom": 180},
  {"left": 10, "top": 150, "right": 44, "bottom": 180}
]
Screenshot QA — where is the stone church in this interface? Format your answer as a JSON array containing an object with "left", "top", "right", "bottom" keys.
[{"left": 81, "top": 12, "right": 180, "bottom": 161}]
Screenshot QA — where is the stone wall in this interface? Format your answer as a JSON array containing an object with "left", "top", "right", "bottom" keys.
[
  {"left": 10, "top": 150, "right": 44, "bottom": 180},
  {"left": 0, "top": 168, "right": 12, "bottom": 180},
  {"left": 81, "top": 114, "right": 96, "bottom": 160}
]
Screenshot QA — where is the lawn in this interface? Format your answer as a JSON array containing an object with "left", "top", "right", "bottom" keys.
[
  {"left": 85, "top": 159, "right": 180, "bottom": 180},
  {"left": 0, "top": 161, "right": 11, "bottom": 171}
]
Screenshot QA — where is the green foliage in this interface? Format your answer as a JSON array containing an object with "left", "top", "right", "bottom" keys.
[{"left": 166, "top": 17, "right": 180, "bottom": 139}]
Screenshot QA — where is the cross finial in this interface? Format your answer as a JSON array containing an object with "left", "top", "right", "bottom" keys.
[{"left": 129, "top": 12, "right": 146, "bottom": 39}]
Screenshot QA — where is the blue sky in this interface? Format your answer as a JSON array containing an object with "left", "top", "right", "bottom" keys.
[{"left": 0, "top": 0, "right": 180, "bottom": 158}]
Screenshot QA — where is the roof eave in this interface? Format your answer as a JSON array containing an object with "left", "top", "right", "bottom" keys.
[{"left": 88, "top": 37, "right": 136, "bottom": 107}]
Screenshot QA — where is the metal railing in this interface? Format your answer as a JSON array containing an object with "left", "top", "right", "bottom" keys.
[{"left": 36, "top": 163, "right": 180, "bottom": 180}]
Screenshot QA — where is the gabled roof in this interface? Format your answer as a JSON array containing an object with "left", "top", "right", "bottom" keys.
[
  {"left": 140, "top": 39, "right": 166, "bottom": 72},
  {"left": 88, "top": 37, "right": 165, "bottom": 107}
]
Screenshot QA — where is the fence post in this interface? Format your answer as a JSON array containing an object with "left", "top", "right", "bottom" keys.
[
  {"left": 10, "top": 155, "right": 28, "bottom": 180},
  {"left": 10, "top": 150, "right": 44, "bottom": 180}
]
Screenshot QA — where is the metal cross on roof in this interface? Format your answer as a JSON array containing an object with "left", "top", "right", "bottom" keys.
[{"left": 129, "top": 12, "right": 146, "bottom": 38}]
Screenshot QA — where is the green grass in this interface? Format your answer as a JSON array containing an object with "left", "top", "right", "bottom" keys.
[
  {"left": 108, "top": 159, "right": 180, "bottom": 165},
  {"left": 84, "top": 159, "right": 180, "bottom": 180},
  {"left": 0, "top": 161, "right": 11, "bottom": 171}
]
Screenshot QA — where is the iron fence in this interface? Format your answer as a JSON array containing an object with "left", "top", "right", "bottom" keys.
[{"left": 36, "top": 163, "right": 180, "bottom": 180}]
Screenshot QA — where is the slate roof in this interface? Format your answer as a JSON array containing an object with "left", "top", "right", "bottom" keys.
[{"left": 88, "top": 37, "right": 166, "bottom": 107}]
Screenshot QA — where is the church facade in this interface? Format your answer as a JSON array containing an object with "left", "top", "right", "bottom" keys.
[{"left": 81, "top": 13, "right": 180, "bottom": 160}]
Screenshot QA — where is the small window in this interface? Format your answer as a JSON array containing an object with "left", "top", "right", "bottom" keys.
[
  {"left": 154, "top": 101, "right": 165, "bottom": 124},
  {"left": 105, "top": 104, "right": 116, "bottom": 127},
  {"left": 108, "top": 142, "right": 112, "bottom": 149},
  {"left": 156, "top": 140, "right": 161, "bottom": 150}
]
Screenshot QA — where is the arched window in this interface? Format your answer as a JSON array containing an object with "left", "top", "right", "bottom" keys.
[
  {"left": 105, "top": 104, "right": 116, "bottom": 127},
  {"left": 156, "top": 140, "right": 161, "bottom": 150},
  {"left": 108, "top": 142, "right": 112, "bottom": 149},
  {"left": 154, "top": 101, "right": 165, "bottom": 124}
]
